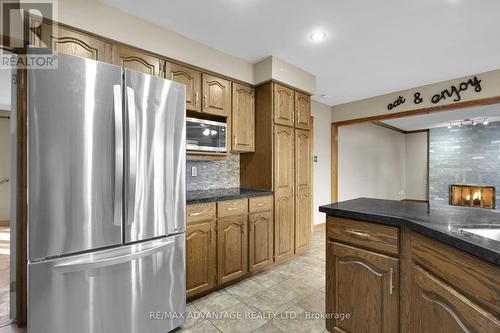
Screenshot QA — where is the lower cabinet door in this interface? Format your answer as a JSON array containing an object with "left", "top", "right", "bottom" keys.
[
  {"left": 413, "top": 265, "right": 500, "bottom": 333},
  {"left": 248, "top": 212, "right": 273, "bottom": 272},
  {"left": 217, "top": 215, "right": 248, "bottom": 284},
  {"left": 186, "top": 220, "right": 216, "bottom": 297},
  {"left": 326, "top": 241, "right": 399, "bottom": 333}
]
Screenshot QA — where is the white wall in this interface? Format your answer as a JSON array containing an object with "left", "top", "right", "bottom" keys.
[
  {"left": 0, "top": 68, "right": 11, "bottom": 111},
  {"left": 0, "top": 118, "right": 10, "bottom": 220},
  {"left": 406, "top": 132, "right": 428, "bottom": 201},
  {"left": 311, "top": 101, "right": 331, "bottom": 225},
  {"left": 338, "top": 123, "right": 406, "bottom": 201}
]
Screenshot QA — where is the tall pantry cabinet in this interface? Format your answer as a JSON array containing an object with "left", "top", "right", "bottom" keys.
[{"left": 240, "top": 82, "right": 312, "bottom": 263}]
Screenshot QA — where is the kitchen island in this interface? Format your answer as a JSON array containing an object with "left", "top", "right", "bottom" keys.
[{"left": 320, "top": 198, "right": 500, "bottom": 333}]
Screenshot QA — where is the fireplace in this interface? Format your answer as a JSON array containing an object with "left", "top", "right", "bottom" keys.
[{"left": 449, "top": 185, "right": 496, "bottom": 209}]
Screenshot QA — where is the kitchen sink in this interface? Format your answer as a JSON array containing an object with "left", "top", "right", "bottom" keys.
[{"left": 452, "top": 224, "right": 500, "bottom": 242}]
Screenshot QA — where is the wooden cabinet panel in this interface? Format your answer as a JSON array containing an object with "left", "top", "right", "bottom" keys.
[
  {"left": 33, "top": 21, "right": 111, "bottom": 62},
  {"left": 327, "top": 241, "right": 399, "bottom": 333},
  {"left": 249, "top": 195, "right": 273, "bottom": 213},
  {"left": 249, "top": 212, "right": 274, "bottom": 272},
  {"left": 295, "top": 92, "right": 311, "bottom": 130},
  {"left": 202, "top": 74, "right": 231, "bottom": 117},
  {"left": 414, "top": 265, "right": 500, "bottom": 333},
  {"left": 165, "top": 62, "right": 201, "bottom": 112},
  {"left": 186, "top": 220, "right": 216, "bottom": 298},
  {"left": 273, "top": 84, "right": 294, "bottom": 127},
  {"left": 295, "top": 129, "right": 311, "bottom": 254},
  {"left": 187, "top": 203, "right": 216, "bottom": 224},
  {"left": 112, "top": 45, "right": 163, "bottom": 77},
  {"left": 217, "top": 215, "right": 248, "bottom": 284},
  {"left": 217, "top": 199, "right": 248, "bottom": 218},
  {"left": 274, "top": 125, "right": 295, "bottom": 262},
  {"left": 232, "top": 83, "right": 255, "bottom": 152},
  {"left": 327, "top": 217, "right": 399, "bottom": 256}
]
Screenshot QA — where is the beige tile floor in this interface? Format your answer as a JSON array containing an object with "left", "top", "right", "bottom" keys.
[{"left": 180, "top": 229, "right": 326, "bottom": 333}]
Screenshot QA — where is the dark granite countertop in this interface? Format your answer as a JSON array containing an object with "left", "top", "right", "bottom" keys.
[
  {"left": 187, "top": 188, "right": 273, "bottom": 204},
  {"left": 319, "top": 198, "right": 500, "bottom": 266}
]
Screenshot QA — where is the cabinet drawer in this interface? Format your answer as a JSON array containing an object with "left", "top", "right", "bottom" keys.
[
  {"left": 327, "top": 217, "right": 399, "bottom": 256},
  {"left": 186, "top": 203, "right": 216, "bottom": 224},
  {"left": 249, "top": 196, "right": 273, "bottom": 213},
  {"left": 217, "top": 199, "right": 248, "bottom": 218}
]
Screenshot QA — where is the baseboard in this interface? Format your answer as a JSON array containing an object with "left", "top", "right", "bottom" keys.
[
  {"left": 312, "top": 222, "right": 326, "bottom": 231},
  {"left": 0, "top": 220, "right": 9, "bottom": 227}
]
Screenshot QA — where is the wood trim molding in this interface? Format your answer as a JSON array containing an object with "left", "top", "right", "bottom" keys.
[
  {"left": 331, "top": 123, "right": 338, "bottom": 203},
  {"left": 372, "top": 121, "right": 430, "bottom": 135},
  {"left": 0, "top": 220, "right": 10, "bottom": 227},
  {"left": 0, "top": 110, "right": 11, "bottom": 119},
  {"left": 332, "top": 96, "right": 500, "bottom": 127},
  {"left": 254, "top": 79, "right": 313, "bottom": 97},
  {"left": 402, "top": 199, "right": 429, "bottom": 203}
]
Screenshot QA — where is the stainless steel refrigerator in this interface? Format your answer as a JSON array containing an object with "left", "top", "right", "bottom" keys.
[{"left": 26, "top": 53, "right": 186, "bottom": 333}]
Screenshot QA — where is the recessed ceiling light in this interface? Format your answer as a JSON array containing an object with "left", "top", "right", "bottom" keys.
[{"left": 310, "top": 31, "right": 327, "bottom": 42}]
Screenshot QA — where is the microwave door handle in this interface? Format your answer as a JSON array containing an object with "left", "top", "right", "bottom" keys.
[
  {"left": 113, "top": 85, "right": 123, "bottom": 227},
  {"left": 126, "top": 86, "right": 137, "bottom": 225}
]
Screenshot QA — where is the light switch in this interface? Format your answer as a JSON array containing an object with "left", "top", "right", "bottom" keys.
[{"left": 191, "top": 166, "right": 197, "bottom": 177}]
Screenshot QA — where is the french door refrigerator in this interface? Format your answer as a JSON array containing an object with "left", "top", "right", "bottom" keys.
[{"left": 26, "top": 52, "right": 186, "bottom": 333}]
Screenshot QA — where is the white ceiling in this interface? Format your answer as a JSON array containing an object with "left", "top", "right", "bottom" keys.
[
  {"left": 100, "top": 0, "right": 500, "bottom": 106},
  {"left": 382, "top": 103, "right": 500, "bottom": 131}
]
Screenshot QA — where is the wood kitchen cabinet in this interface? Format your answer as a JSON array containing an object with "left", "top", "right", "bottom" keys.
[
  {"left": 274, "top": 125, "right": 295, "bottom": 262},
  {"left": 186, "top": 203, "right": 217, "bottom": 298},
  {"left": 217, "top": 215, "right": 248, "bottom": 285},
  {"left": 248, "top": 212, "right": 273, "bottom": 272},
  {"left": 273, "top": 84, "right": 295, "bottom": 127},
  {"left": 202, "top": 74, "right": 231, "bottom": 117},
  {"left": 295, "top": 92, "right": 311, "bottom": 130},
  {"left": 232, "top": 83, "right": 255, "bottom": 152},
  {"left": 294, "top": 129, "right": 311, "bottom": 254},
  {"left": 165, "top": 62, "right": 202, "bottom": 112},
  {"left": 112, "top": 45, "right": 163, "bottom": 77},
  {"left": 30, "top": 20, "right": 112, "bottom": 62},
  {"left": 327, "top": 241, "right": 399, "bottom": 333}
]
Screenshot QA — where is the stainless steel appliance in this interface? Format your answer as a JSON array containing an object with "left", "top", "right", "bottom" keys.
[
  {"left": 26, "top": 52, "right": 186, "bottom": 333},
  {"left": 186, "top": 117, "right": 227, "bottom": 152}
]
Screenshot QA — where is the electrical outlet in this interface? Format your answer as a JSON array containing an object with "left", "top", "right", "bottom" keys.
[
  {"left": 314, "top": 156, "right": 318, "bottom": 162},
  {"left": 191, "top": 166, "right": 197, "bottom": 177}
]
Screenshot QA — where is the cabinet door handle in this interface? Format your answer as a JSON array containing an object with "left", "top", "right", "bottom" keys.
[
  {"left": 211, "top": 226, "right": 216, "bottom": 244},
  {"left": 344, "top": 228, "right": 370, "bottom": 239},
  {"left": 188, "top": 212, "right": 202, "bottom": 216},
  {"left": 256, "top": 203, "right": 264, "bottom": 207},
  {"left": 195, "top": 92, "right": 199, "bottom": 106},
  {"left": 204, "top": 95, "right": 208, "bottom": 108},
  {"left": 389, "top": 267, "right": 395, "bottom": 295},
  {"left": 226, "top": 207, "right": 239, "bottom": 211}
]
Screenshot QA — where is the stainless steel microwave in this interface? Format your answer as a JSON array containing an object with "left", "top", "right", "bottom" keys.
[{"left": 186, "top": 117, "right": 227, "bottom": 152}]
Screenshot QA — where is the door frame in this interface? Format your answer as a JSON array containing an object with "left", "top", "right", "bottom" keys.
[{"left": 331, "top": 96, "right": 500, "bottom": 202}]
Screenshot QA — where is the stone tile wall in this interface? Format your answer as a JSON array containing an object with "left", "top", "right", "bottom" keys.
[
  {"left": 186, "top": 153, "right": 240, "bottom": 191},
  {"left": 429, "top": 122, "right": 500, "bottom": 209}
]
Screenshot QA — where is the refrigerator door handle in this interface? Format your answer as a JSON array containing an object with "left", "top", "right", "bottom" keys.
[
  {"left": 53, "top": 239, "right": 175, "bottom": 272},
  {"left": 113, "top": 85, "right": 123, "bottom": 227},
  {"left": 126, "top": 86, "right": 137, "bottom": 225}
]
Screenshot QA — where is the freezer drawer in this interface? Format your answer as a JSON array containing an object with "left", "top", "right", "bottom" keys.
[{"left": 28, "top": 234, "right": 186, "bottom": 333}]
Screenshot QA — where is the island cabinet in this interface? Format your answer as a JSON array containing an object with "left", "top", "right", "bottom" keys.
[
  {"left": 326, "top": 217, "right": 400, "bottom": 333},
  {"left": 326, "top": 216, "right": 500, "bottom": 333},
  {"left": 186, "top": 195, "right": 273, "bottom": 299}
]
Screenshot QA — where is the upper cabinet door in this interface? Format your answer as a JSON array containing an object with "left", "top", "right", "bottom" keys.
[
  {"left": 32, "top": 20, "right": 112, "bottom": 63},
  {"left": 295, "top": 92, "right": 311, "bottom": 130},
  {"left": 202, "top": 74, "right": 231, "bottom": 117},
  {"left": 165, "top": 62, "right": 202, "bottom": 112},
  {"left": 273, "top": 84, "right": 294, "bottom": 127},
  {"left": 112, "top": 45, "right": 163, "bottom": 77},
  {"left": 232, "top": 83, "right": 255, "bottom": 152}
]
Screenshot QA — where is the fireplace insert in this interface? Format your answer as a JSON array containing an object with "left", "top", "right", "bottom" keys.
[{"left": 449, "top": 185, "right": 496, "bottom": 209}]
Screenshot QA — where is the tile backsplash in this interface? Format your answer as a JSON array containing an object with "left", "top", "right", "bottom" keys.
[{"left": 186, "top": 153, "right": 240, "bottom": 191}]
